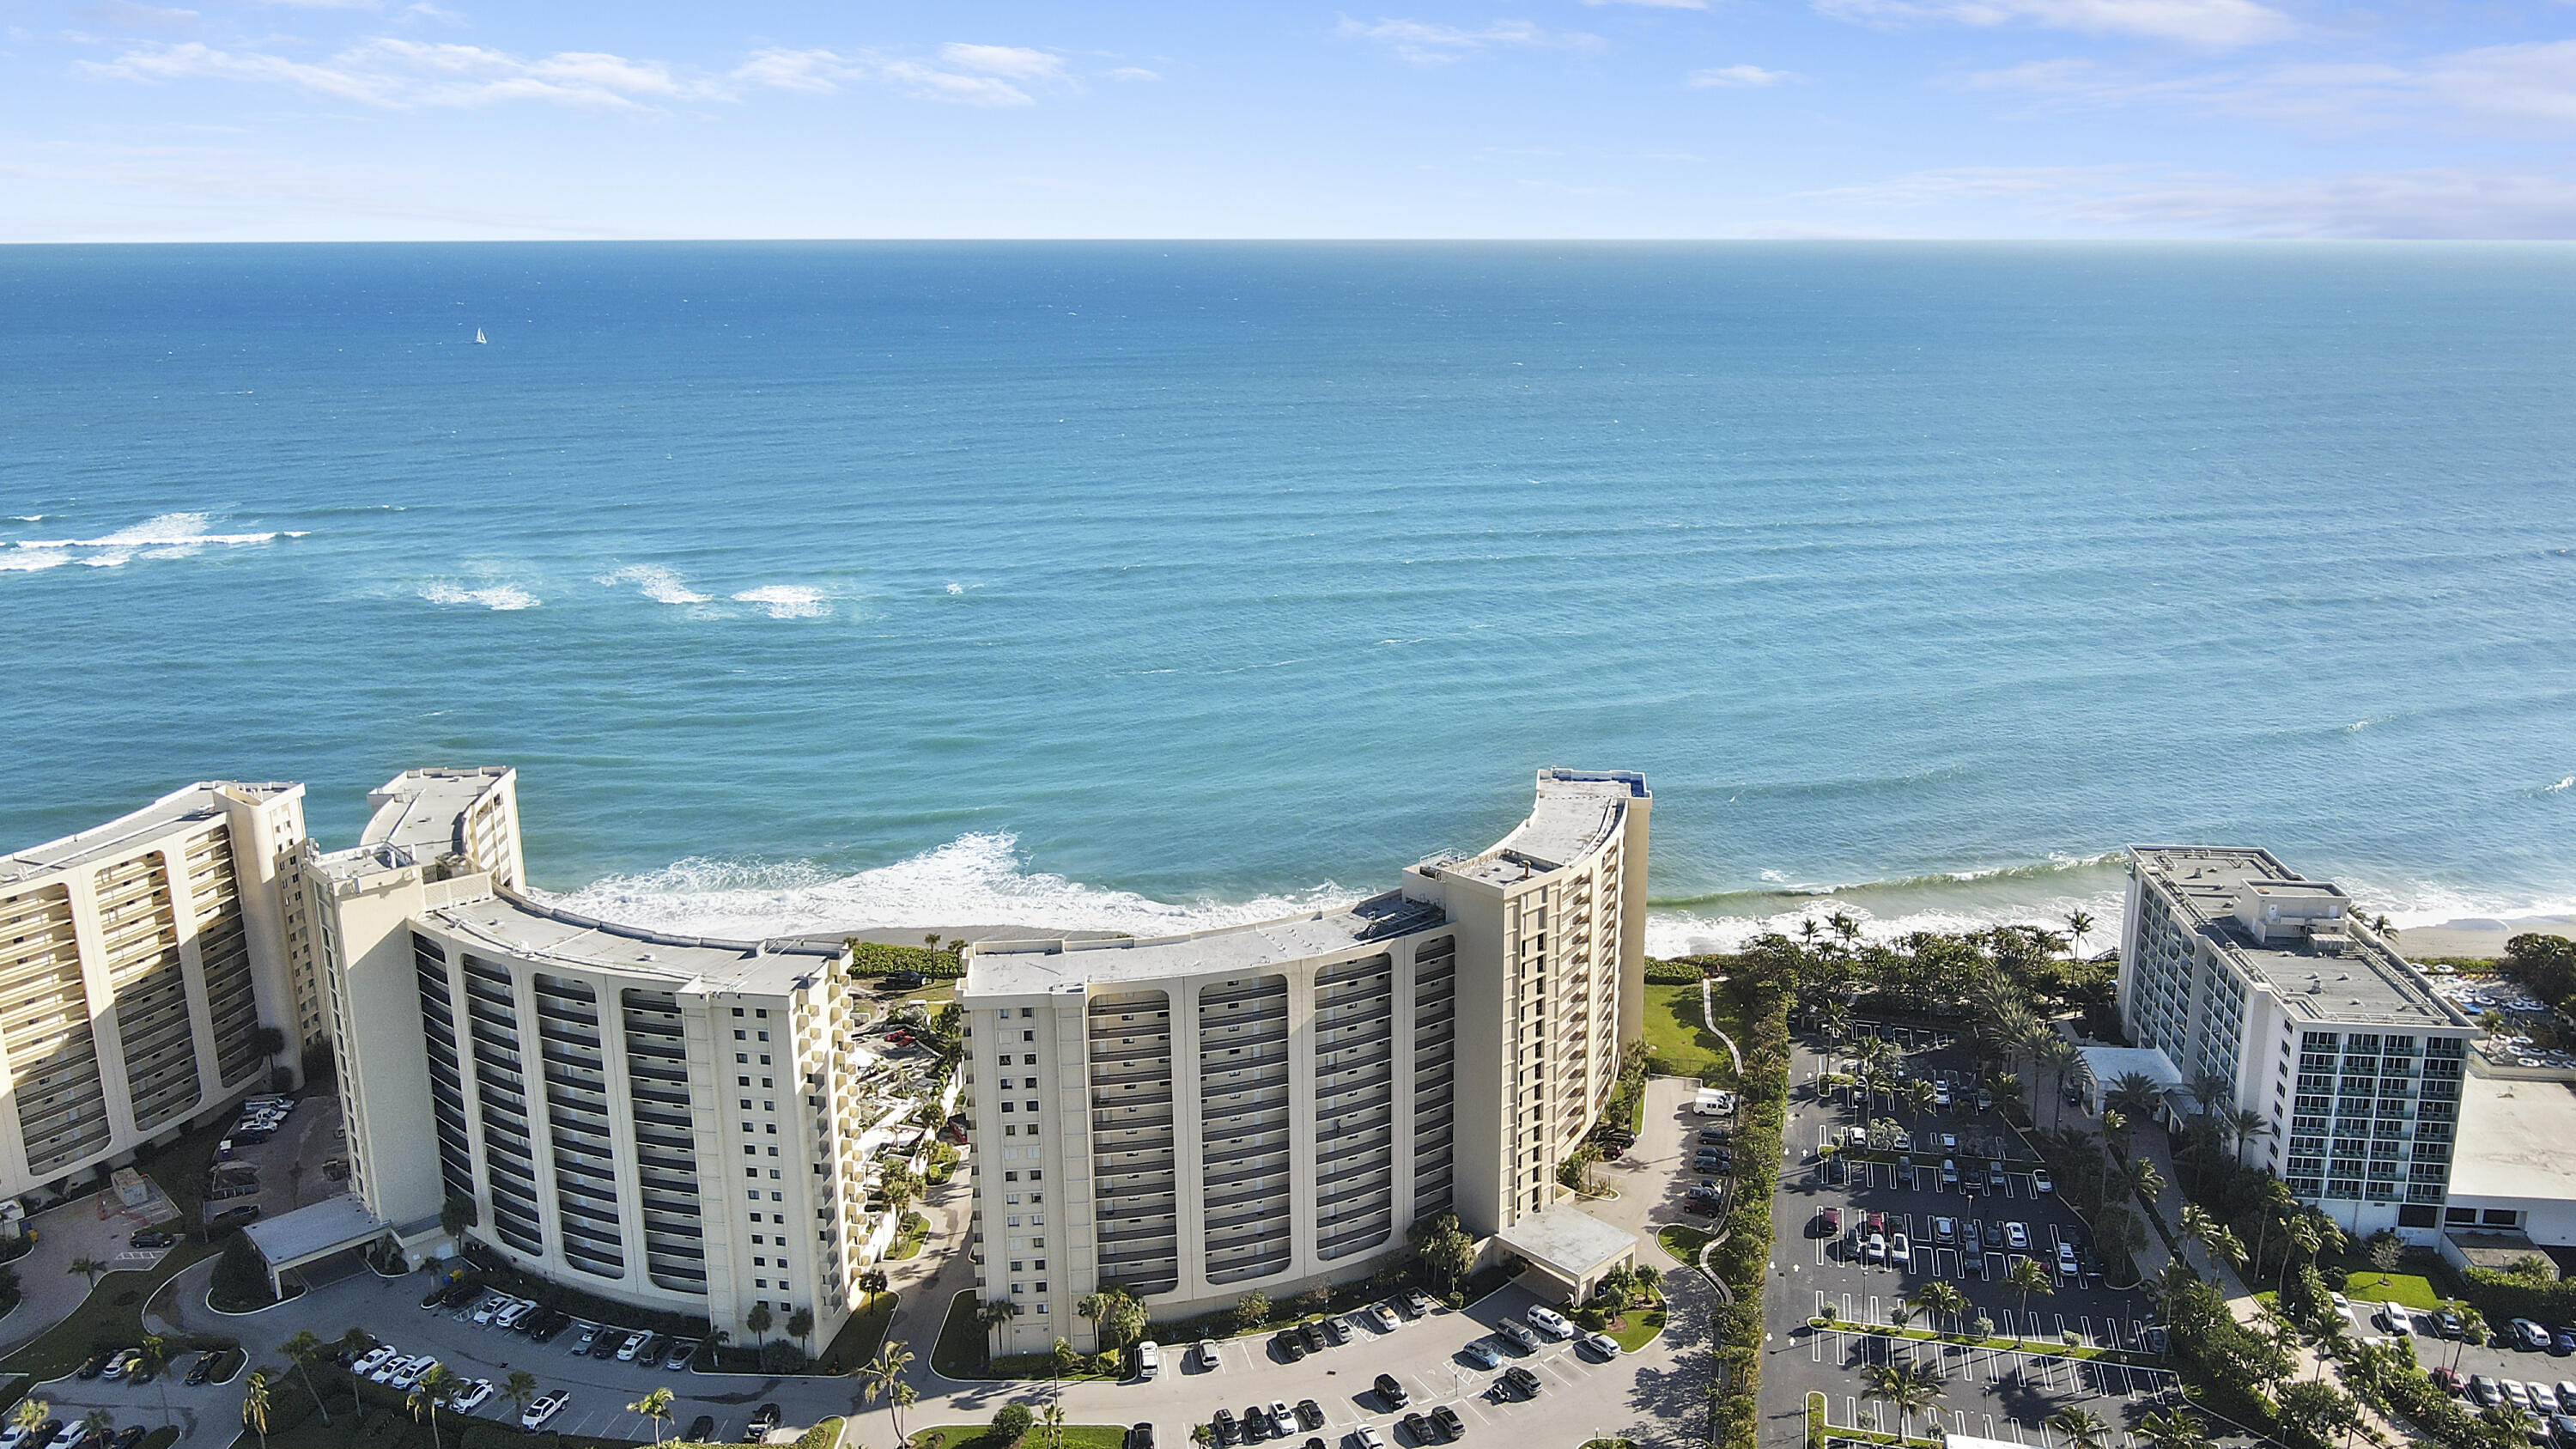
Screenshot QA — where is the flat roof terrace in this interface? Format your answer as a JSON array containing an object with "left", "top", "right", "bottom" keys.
[
  {"left": 2, "top": 780, "right": 301, "bottom": 886},
  {"left": 361, "top": 766, "right": 508, "bottom": 861},
  {"left": 963, "top": 892, "right": 1449, "bottom": 997},
  {"left": 425, "top": 891, "right": 834, "bottom": 994},
  {"left": 2131, "top": 846, "right": 2458, "bottom": 1029}
]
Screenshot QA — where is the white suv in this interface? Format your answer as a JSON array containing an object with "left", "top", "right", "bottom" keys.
[{"left": 1527, "top": 1306, "right": 1575, "bottom": 1340}]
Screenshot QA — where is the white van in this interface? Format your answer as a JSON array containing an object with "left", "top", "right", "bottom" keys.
[{"left": 1136, "top": 1341, "right": 1160, "bottom": 1379}]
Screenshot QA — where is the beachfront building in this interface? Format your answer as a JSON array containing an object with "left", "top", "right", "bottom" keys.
[
  {"left": 0, "top": 782, "right": 318, "bottom": 1202},
  {"left": 2117, "top": 846, "right": 2476, "bottom": 1239},
  {"left": 957, "top": 769, "right": 1650, "bottom": 1354},
  {"left": 303, "top": 767, "right": 884, "bottom": 1351}
]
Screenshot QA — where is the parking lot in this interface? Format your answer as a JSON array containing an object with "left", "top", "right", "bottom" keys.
[{"left": 1760, "top": 1025, "right": 2214, "bottom": 1449}]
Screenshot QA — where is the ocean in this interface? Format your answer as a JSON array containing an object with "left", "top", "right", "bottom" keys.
[{"left": 4, "top": 241, "right": 2573, "bottom": 955}]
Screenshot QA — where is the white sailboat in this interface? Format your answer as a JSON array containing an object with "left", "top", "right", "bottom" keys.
[{"left": 474, "top": 328, "right": 488, "bottom": 344}]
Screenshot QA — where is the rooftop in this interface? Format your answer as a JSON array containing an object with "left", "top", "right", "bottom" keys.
[
  {"left": 963, "top": 892, "right": 1447, "bottom": 997},
  {"left": 2448, "top": 1068, "right": 2576, "bottom": 1203},
  {"left": 2, "top": 781, "right": 301, "bottom": 886},
  {"left": 361, "top": 767, "right": 508, "bottom": 861},
  {"left": 2130, "top": 845, "right": 2458, "bottom": 1029},
  {"left": 241, "top": 1193, "right": 389, "bottom": 1270},
  {"left": 1422, "top": 768, "right": 1646, "bottom": 887},
  {"left": 1490, "top": 1201, "right": 1640, "bottom": 1282},
  {"left": 424, "top": 890, "right": 836, "bottom": 995}
]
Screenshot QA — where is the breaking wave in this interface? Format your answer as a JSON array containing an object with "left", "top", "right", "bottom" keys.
[
  {"left": 420, "top": 582, "right": 541, "bottom": 611},
  {"left": 6, "top": 512, "right": 296, "bottom": 571},
  {"left": 732, "top": 585, "right": 827, "bottom": 619},
  {"left": 601, "top": 565, "right": 711, "bottom": 606}
]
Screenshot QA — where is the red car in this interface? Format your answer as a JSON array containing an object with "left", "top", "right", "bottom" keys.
[
  {"left": 2428, "top": 1367, "right": 2466, "bottom": 1397},
  {"left": 1815, "top": 1208, "right": 1842, "bottom": 1237}
]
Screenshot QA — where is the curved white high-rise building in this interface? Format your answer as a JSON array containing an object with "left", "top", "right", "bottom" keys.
[{"left": 958, "top": 768, "right": 1649, "bottom": 1351}]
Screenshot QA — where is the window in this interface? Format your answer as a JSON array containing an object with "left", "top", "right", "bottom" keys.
[
  {"left": 758, "top": 1031, "right": 769, "bottom": 1042},
  {"left": 741, "top": 1099, "right": 752, "bottom": 1110},
  {"left": 999, "top": 1055, "right": 1013, "bottom": 1066},
  {"left": 760, "top": 1055, "right": 771, "bottom": 1065},
  {"left": 758, "top": 1009, "right": 769, "bottom": 1019},
  {"left": 763, "top": 1100, "right": 775, "bottom": 1111},
  {"left": 740, "top": 1075, "right": 751, "bottom": 1087},
  {"left": 737, "top": 1053, "right": 748, "bottom": 1064},
  {"left": 733, "top": 1008, "right": 745, "bottom": 1017},
  {"left": 1024, "top": 1031, "right": 1035, "bottom": 1042},
  {"left": 1021, "top": 1008, "right": 1034, "bottom": 1019},
  {"left": 735, "top": 1030, "right": 746, "bottom": 1040}
]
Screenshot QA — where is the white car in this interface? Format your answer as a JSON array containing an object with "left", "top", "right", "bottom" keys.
[
  {"left": 1582, "top": 1331, "right": 1620, "bottom": 1359},
  {"left": 451, "top": 1379, "right": 495, "bottom": 1413},
  {"left": 472, "top": 1294, "right": 509, "bottom": 1325},
  {"left": 369, "top": 1354, "right": 411, "bottom": 1384},
  {"left": 391, "top": 1357, "right": 436, "bottom": 1391},
  {"left": 617, "top": 1330, "right": 651, "bottom": 1361},
  {"left": 2505, "top": 1382, "right": 2534, "bottom": 1410},
  {"left": 495, "top": 1301, "right": 535, "bottom": 1330},
  {"left": 1356, "top": 1428, "right": 1387, "bottom": 1449},
  {"left": 2005, "top": 1222, "right": 2030, "bottom": 1250},
  {"left": 1369, "top": 1305, "right": 1400, "bottom": 1333},
  {"left": 1933, "top": 1082, "right": 1953, "bottom": 1107},
  {"left": 1136, "top": 1341, "right": 1161, "bottom": 1379},
  {"left": 353, "top": 1347, "right": 397, "bottom": 1377},
  {"left": 1890, "top": 1233, "right": 1913, "bottom": 1268},
  {"left": 523, "top": 1391, "right": 570, "bottom": 1431},
  {"left": 1195, "top": 1338, "right": 1220, "bottom": 1369},
  {"left": 1527, "top": 1306, "right": 1574, "bottom": 1339},
  {"left": 2031, "top": 1169, "right": 2055, "bottom": 1194},
  {"left": 0, "top": 1424, "right": 33, "bottom": 1449}
]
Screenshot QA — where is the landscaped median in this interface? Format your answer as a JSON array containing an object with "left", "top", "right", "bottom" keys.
[
  {"left": 914, "top": 1419, "right": 1126, "bottom": 1449},
  {"left": 1, "top": 1238, "right": 228, "bottom": 1379},
  {"left": 1804, "top": 1391, "right": 1939, "bottom": 1449},
  {"left": 1692, "top": 956, "right": 1793, "bottom": 1449},
  {"left": 1801, "top": 1317, "right": 2161, "bottom": 1368}
]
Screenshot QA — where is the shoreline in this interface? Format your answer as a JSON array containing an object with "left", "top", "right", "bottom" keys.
[{"left": 805, "top": 914, "right": 2576, "bottom": 964}]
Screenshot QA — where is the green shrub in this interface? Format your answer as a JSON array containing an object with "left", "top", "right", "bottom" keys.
[
  {"left": 846, "top": 942, "right": 963, "bottom": 980},
  {"left": 759, "top": 1341, "right": 810, "bottom": 1373},
  {"left": 1643, "top": 959, "right": 1704, "bottom": 984},
  {"left": 989, "top": 1403, "right": 1032, "bottom": 1445}
]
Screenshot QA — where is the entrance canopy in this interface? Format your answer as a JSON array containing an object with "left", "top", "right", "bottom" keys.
[
  {"left": 242, "top": 1194, "right": 387, "bottom": 1293},
  {"left": 2072, "top": 1045, "right": 2184, "bottom": 1117},
  {"left": 1492, "top": 1202, "right": 1639, "bottom": 1306}
]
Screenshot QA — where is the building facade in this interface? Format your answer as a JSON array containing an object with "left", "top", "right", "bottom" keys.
[
  {"left": 0, "top": 782, "right": 314, "bottom": 1201},
  {"left": 303, "top": 767, "right": 888, "bottom": 1350},
  {"left": 959, "top": 769, "right": 1649, "bottom": 1353},
  {"left": 2119, "top": 846, "right": 2476, "bottom": 1239}
]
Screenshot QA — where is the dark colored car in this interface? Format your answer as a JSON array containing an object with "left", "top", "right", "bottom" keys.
[
  {"left": 636, "top": 1334, "right": 669, "bottom": 1362},
  {"left": 1212, "top": 1409, "right": 1238, "bottom": 1446},
  {"left": 743, "top": 1404, "right": 781, "bottom": 1442},
  {"left": 1271, "top": 1330, "right": 1305, "bottom": 1362},
  {"left": 592, "top": 1329, "right": 625, "bottom": 1359},
  {"left": 185, "top": 1353, "right": 217, "bottom": 1385},
  {"left": 1826, "top": 1157, "right": 1848, "bottom": 1185},
  {"left": 2554, "top": 1326, "right": 2576, "bottom": 1357},
  {"left": 1375, "top": 1373, "right": 1409, "bottom": 1409},
  {"left": 883, "top": 971, "right": 927, "bottom": 990},
  {"left": 112, "top": 1428, "right": 145, "bottom": 1449},
  {"left": 689, "top": 1418, "right": 716, "bottom": 1442},
  {"left": 209, "top": 1204, "right": 262, "bottom": 1229},
  {"left": 1246, "top": 1406, "right": 1273, "bottom": 1439},
  {"left": 1698, "top": 1126, "right": 1726, "bottom": 1143},
  {"left": 1124, "top": 1425, "right": 1155, "bottom": 1449},
  {"left": 76, "top": 1352, "right": 109, "bottom": 1380},
  {"left": 1298, "top": 1322, "right": 1324, "bottom": 1352},
  {"left": 131, "top": 1230, "right": 175, "bottom": 1250},
  {"left": 441, "top": 1282, "right": 480, "bottom": 1309},
  {"left": 1400, "top": 1414, "right": 1431, "bottom": 1444},
  {"left": 1502, "top": 1366, "right": 1540, "bottom": 1396},
  {"left": 665, "top": 1339, "right": 698, "bottom": 1370},
  {"left": 1430, "top": 1406, "right": 1465, "bottom": 1440},
  {"left": 531, "top": 1312, "right": 570, "bottom": 1344}
]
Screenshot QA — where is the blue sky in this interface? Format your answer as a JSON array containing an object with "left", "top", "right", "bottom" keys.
[{"left": 4, "top": 0, "right": 2574, "bottom": 240}]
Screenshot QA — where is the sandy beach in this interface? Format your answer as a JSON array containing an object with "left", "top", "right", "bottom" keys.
[{"left": 2394, "top": 915, "right": 2576, "bottom": 960}]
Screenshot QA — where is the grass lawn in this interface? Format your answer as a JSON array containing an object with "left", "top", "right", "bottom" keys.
[
  {"left": 1605, "top": 1299, "right": 1666, "bottom": 1351},
  {"left": 817, "top": 1291, "right": 898, "bottom": 1373},
  {"left": 2342, "top": 1271, "right": 2453, "bottom": 1311},
  {"left": 1, "top": 1239, "right": 224, "bottom": 1378},
  {"left": 931, "top": 1291, "right": 987, "bottom": 1379},
  {"left": 1656, "top": 1225, "right": 1711, "bottom": 1267},
  {"left": 1641, "top": 983, "right": 1734, "bottom": 1082},
  {"left": 913, "top": 1426, "right": 1126, "bottom": 1449}
]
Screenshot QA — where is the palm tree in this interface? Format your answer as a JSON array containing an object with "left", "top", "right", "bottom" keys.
[
  {"left": 2223, "top": 1107, "right": 2271, "bottom": 1166},
  {"left": 502, "top": 1372, "right": 540, "bottom": 1425},
  {"left": 65, "top": 1257, "right": 106, "bottom": 1290},
  {"left": 410, "top": 1364, "right": 457, "bottom": 1449},
  {"left": 2105, "top": 1071, "right": 2165, "bottom": 1129},
  {"left": 336, "top": 1329, "right": 373, "bottom": 1413},
  {"left": 629, "top": 1388, "right": 676, "bottom": 1446},
  {"left": 1076, "top": 1291, "right": 1111, "bottom": 1350},
  {"left": 1907, "top": 1282, "right": 1970, "bottom": 1336},
  {"left": 2040, "top": 1037, "right": 2081, "bottom": 1129},
  {"left": 9, "top": 1402, "right": 47, "bottom": 1445},
  {"left": 745, "top": 1301, "right": 773, "bottom": 1349},
  {"left": 1905, "top": 1079, "right": 1936, "bottom": 1117},
  {"left": 2004, "top": 1257, "right": 2054, "bottom": 1342},
  {"left": 2123, "top": 1156, "right": 2166, "bottom": 1215},
  {"left": 2178, "top": 1203, "right": 2215, "bottom": 1262},
  {"left": 1862, "top": 1359, "right": 1944, "bottom": 1442},
  {"left": 2205, "top": 1226, "right": 2247, "bottom": 1281},
  {"left": 2454, "top": 1306, "right": 2488, "bottom": 1372},
  {"left": 243, "top": 1372, "right": 271, "bottom": 1449},
  {"left": 2249, "top": 1177, "right": 2295, "bottom": 1283},
  {"left": 2064, "top": 910, "right": 2095, "bottom": 959},
  {"left": 281, "top": 1329, "right": 334, "bottom": 1426},
  {"left": 138, "top": 1334, "right": 172, "bottom": 1432},
  {"left": 1038, "top": 1403, "right": 1066, "bottom": 1449},
  {"left": 78, "top": 1410, "right": 114, "bottom": 1447},
  {"left": 787, "top": 1307, "right": 814, "bottom": 1358},
  {"left": 861, "top": 1341, "right": 919, "bottom": 1449},
  {"left": 2045, "top": 1407, "right": 2106, "bottom": 1449},
  {"left": 2135, "top": 1409, "right": 2212, "bottom": 1449},
  {"left": 2281, "top": 1215, "right": 2322, "bottom": 1294}
]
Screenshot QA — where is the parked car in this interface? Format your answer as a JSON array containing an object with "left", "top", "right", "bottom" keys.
[
  {"left": 1212, "top": 1409, "right": 1237, "bottom": 1446},
  {"left": 209, "top": 1204, "right": 262, "bottom": 1228},
  {"left": 523, "top": 1391, "right": 570, "bottom": 1431},
  {"left": 1271, "top": 1330, "right": 1305, "bottom": 1362},
  {"left": 185, "top": 1352, "right": 218, "bottom": 1385},
  {"left": 1429, "top": 1406, "right": 1465, "bottom": 1440},
  {"left": 2520, "top": 1319, "right": 2555, "bottom": 1351},
  {"left": 1933, "top": 1216, "right": 1955, "bottom": 1244},
  {"left": 1399, "top": 1414, "right": 1432, "bottom": 1446},
  {"left": 1320, "top": 1317, "right": 1349, "bottom": 1346},
  {"left": 451, "top": 1379, "right": 495, "bottom": 1413},
  {"left": 883, "top": 970, "right": 927, "bottom": 990},
  {"left": 1581, "top": 1331, "right": 1621, "bottom": 1359},
  {"left": 2473, "top": 1375, "right": 2505, "bottom": 1407},
  {"left": 2375, "top": 1306, "right": 2413, "bottom": 1336},
  {"left": 1498, "top": 1320, "right": 1539, "bottom": 1351},
  {"left": 1890, "top": 1233, "right": 1913, "bottom": 1268},
  {"left": 2005, "top": 1221, "right": 2030, "bottom": 1249},
  {"left": 1295, "top": 1400, "right": 1323, "bottom": 1431},
  {"left": 617, "top": 1330, "right": 651, "bottom": 1361},
  {"left": 592, "top": 1328, "right": 626, "bottom": 1360},
  {"left": 74, "top": 1352, "right": 109, "bottom": 1381},
  {"left": 570, "top": 1325, "right": 604, "bottom": 1355},
  {"left": 1815, "top": 1207, "right": 1841, "bottom": 1237},
  {"left": 1827, "top": 1157, "right": 1849, "bottom": 1185},
  {"left": 2031, "top": 1169, "right": 2054, "bottom": 1194},
  {"left": 131, "top": 1230, "right": 175, "bottom": 1250},
  {"left": 2436, "top": 1311, "right": 2464, "bottom": 1338},
  {"left": 390, "top": 1356, "right": 436, "bottom": 1391},
  {"left": 1864, "top": 1232, "right": 1887, "bottom": 1264},
  {"left": 1500, "top": 1366, "right": 1541, "bottom": 1397},
  {"left": 1375, "top": 1373, "right": 1409, "bottom": 1409},
  {"left": 1356, "top": 1428, "right": 1387, "bottom": 1449},
  {"left": 2429, "top": 1367, "right": 2465, "bottom": 1396},
  {"left": 532, "top": 1312, "right": 572, "bottom": 1344},
  {"left": 1369, "top": 1305, "right": 1400, "bottom": 1333},
  {"left": 1297, "top": 1321, "right": 1324, "bottom": 1353},
  {"left": 353, "top": 1347, "right": 398, "bottom": 1377},
  {"left": 2554, "top": 1326, "right": 2576, "bottom": 1357},
  {"left": 664, "top": 1338, "right": 699, "bottom": 1369},
  {"left": 1527, "top": 1306, "right": 1574, "bottom": 1339},
  {"left": 1984, "top": 1221, "right": 2004, "bottom": 1249},
  {"left": 1124, "top": 1427, "right": 1155, "bottom": 1449},
  {"left": 688, "top": 1418, "right": 716, "bottom": 1442},
  {"left": 1461, "top": 1339, "right": 1500, "bottom": 1369},
  {"left": 1403, "top": 1288, "right": 1434, "bottom": 1317},
  {"left": 110, "top": 1431, "right": 143, "bottom": 1449},
  {"left": 744, "top": 1404, "right": 781, "bottom": 1442}
]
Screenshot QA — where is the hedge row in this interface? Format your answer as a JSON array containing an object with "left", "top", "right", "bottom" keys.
[
  {"left": 1706, "top": 973, "right": 1791, "bottom": 1449},
  {"left": 847, "top": 942, "right": 964, "bottom": 979},
  {"left": 2455, "top": 1267, "right": 2576, "bottom": 1326},
  {"left": 1643, "top": 959, "right": 1706, "bottom": 985}
]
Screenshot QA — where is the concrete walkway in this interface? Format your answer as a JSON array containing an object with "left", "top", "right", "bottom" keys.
[{"left": 1699, "top": 979, "right": 1744, "bottom": 1078}]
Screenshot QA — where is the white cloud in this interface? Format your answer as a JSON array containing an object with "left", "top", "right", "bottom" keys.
[
  {"left": 82, "top": 37, "right": 702, "bottom": 107},
  {"left": 1816, "top": 0, "right": 2294, "bottom": 48},
  {"left": 1109, "top": 66, "right": 1160, "bottom": 81},
  {"left": 1336, "top": 16, "right": 1604, "bottom": 64},
  {"left": 1580, "top": 0, "right": 1708, "bottom": 9},
  {"left": 1689, "top": 64, "right": 1796, "bottom": 87},
  {"left": 729, "top": 46, "right": 867, "bottom": 94},
  {"left": 1965, "top": 40, "right": 2576, "bottom": 135},
  {"left": 1806, "top": 161, "right": 2576, "bottom": 237},
  {"left": 78, "top": 2, "right": 197, "bottom": 32},
  {"left": 936, "top": 43, "right": 1062, "bottom": 79},
  {"left": 878, "top": 58, "right": 1036, "bottom": 106}
]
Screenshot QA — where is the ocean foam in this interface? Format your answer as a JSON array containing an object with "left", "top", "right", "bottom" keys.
[
  {"left": 420, "top": 582, "right": 542, "bottom": 611},
  {"left": 732, "top": 585, "right": 827, "bottom": 619},
  {"left": 7, "top": 512, "right": 289, "bottom": 574},
  {"left": 538, "top": 832, "right": 1352, "bottom": 942},
  {"left": 0, "top": 550, "right": 70, "bottom": 573},
  {"left": 602, "top": 565, "right": 711, "bottom": 606}
]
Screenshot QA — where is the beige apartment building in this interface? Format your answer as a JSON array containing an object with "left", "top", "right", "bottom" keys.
[
  {"left": 0, "top": 782, "right": 317, "bottom": 1201},
  {"left": 303, "top": 767, "right": 884, "bottom": 1349},
  {"left": 958, "top": 768, "right": 1649, "bottom": 1353}
]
